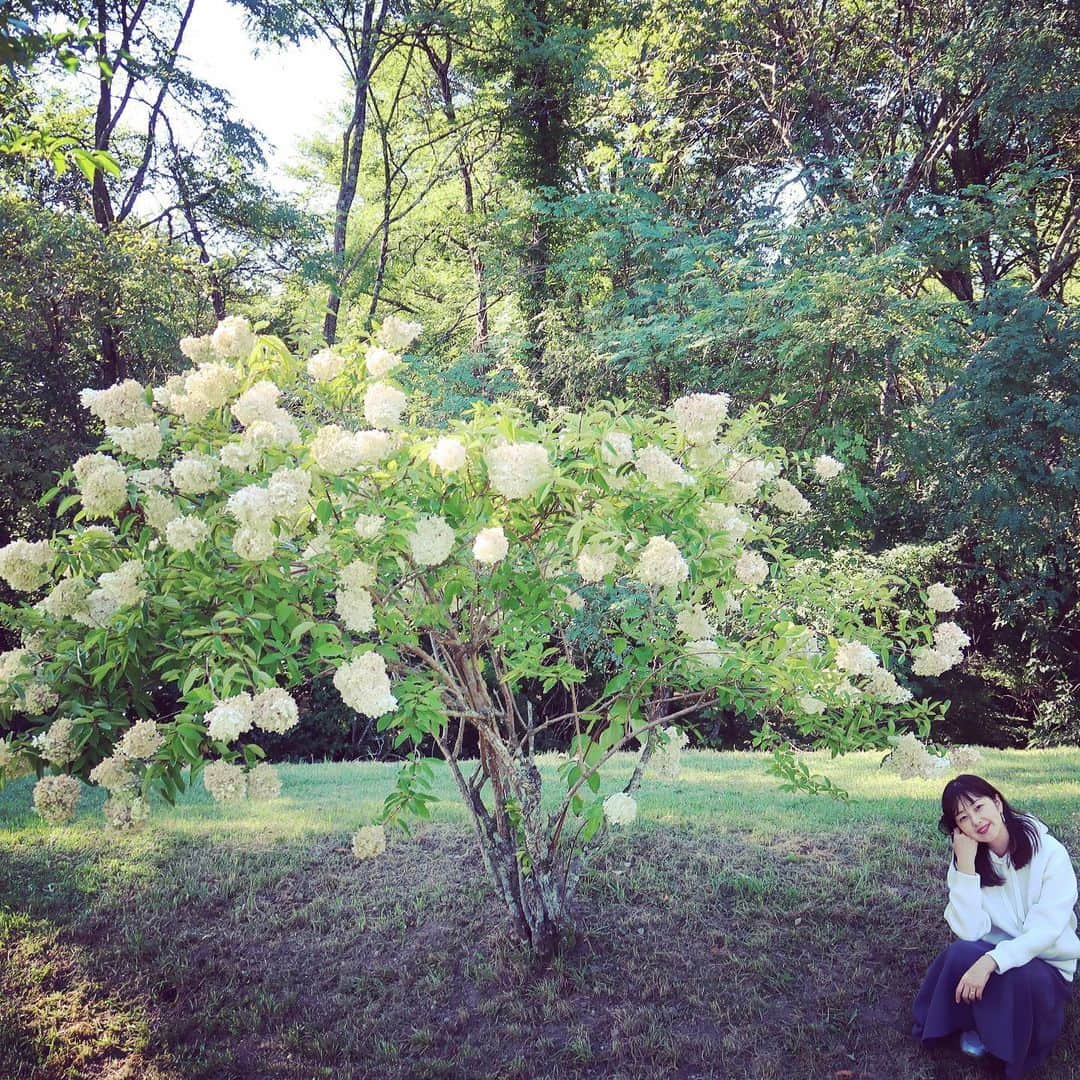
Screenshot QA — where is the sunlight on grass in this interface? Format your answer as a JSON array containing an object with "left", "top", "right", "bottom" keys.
[{"left": 3, "top": 746, "right": 1077, "bottom": 848}]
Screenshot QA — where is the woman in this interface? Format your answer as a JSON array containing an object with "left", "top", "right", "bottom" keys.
[{"left": 912, "top": 774, "right": 1080, "bottom": 1077}]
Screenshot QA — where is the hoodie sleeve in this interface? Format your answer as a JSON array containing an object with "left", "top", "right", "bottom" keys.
[
  {"left": 945, "top": 861, "right": 992, "bottom": 940},
  {"left": 989, "top": 841, "right": 1079, "bottom": 975}
]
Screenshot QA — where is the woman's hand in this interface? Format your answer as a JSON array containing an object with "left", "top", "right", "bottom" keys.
[
  {"left": 952, "top": 828, "right": 979, "bottom": 875},
  {"left": 955, "top": 954, "right": 997, "bottom": 1004}
]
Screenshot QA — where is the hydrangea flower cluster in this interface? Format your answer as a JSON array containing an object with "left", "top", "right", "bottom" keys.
[
  {"left": 635, "top": 536, "right": 689, "bottom": 588},
  {"left": 884, "top": 733, "right": 981, "bottom": 781},
  {"left": 0, "top": 538, "right": 54, "bottom": 592},
  {"left": 473, "top": 526, "right": 509, "bottom": 565},
  {"left": 602, "top": 791, "right": 637, "bottom": 826},
  {"left": 74, "top": 453, "right": 128, "bottom": 517},
  {"left": 333, "top": 653, "right": 397, "bottom": 718},
  {"left": 485, "top": 443, "right": 551, "bottom": 499},
  {"left": 648, "top": 725, "right": 689, "bottom": 780},
  {"left": 352, "top": 824, "right": 387, "bottom": 859},
  {"left": 32, "top": 774, "right": 82, "bottom": 823}
]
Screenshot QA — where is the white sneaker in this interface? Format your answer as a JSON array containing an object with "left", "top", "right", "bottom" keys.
[{"left": 960, "top": 1029, "right": 987, "bottom": 1058}]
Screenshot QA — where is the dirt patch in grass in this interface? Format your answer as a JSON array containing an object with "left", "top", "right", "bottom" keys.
[{"left": 2, "top": 823, "right": 1078, "bottom": 1078}]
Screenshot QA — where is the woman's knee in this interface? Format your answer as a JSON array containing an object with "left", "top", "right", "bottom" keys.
[{"left": 943, "top": 939, "right": 992, "bottom": 967}]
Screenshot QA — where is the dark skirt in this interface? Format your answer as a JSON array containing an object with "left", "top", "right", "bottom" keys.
[{"left": 912, "top": 939, "right": 1072, "bottom": 1079}]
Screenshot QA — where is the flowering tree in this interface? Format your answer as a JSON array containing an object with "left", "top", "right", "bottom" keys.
[{"left": 0, "top": 317, "right": 969, "bottom": 956}]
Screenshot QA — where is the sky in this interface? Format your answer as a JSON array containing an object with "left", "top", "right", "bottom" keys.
[{"left": 181, "top": 0, "right": 344, "bottom": 184}]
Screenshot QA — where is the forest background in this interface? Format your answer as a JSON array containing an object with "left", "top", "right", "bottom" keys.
[{"left": 1, "top": 0, "right": 1077, "bottom": 759}]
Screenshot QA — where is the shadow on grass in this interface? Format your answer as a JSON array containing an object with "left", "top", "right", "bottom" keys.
[{"left": 2, "top": 819, "right": 1078, "bottom": 1079}]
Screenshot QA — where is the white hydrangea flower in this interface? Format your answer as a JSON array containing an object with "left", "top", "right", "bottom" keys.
[
  {"left": 354, "top": 430, "right": 394, "bottom": 464},
  {"left": 210, "top": 315, "right": 256, "bottom": 359},
  {"left": 231, "top": 380, "right": 280, "bottom": 427},
  {"left": 35, "top": 716, "right": 77, "bottom": 766},
  {"left": 152, "top": 374, "right": 185, "bottom": 411},
  {"left": 686, "top": 442, "right": 728, "bottom": 472},
  {"left": 602, "top": 792, "right": 637, "bottom": 826},
  {"left": 933, "top": 621, "right": 970, "bottom": 657},
  {"left": 834, "top": 640, "right": 880, "bottom": 676},
  {"left": 948, "top": 745, "right": 982, "bottom": 770},
  {"left": 79, "top": 380, "right": 154, "bottom": 427},
  {"left": 912, "top": 645, "right": 957, "bottom": 677},
  {"left": 769, "top": 478, "right": 811, "bottom": 517},
  {"left": 672, "top": 392, "right": 731, "bottom": 444},
  {"left": 733, "top": 549, "right": 769, "bottom": 587},
  {"left": 408, "top": 515, "right": 455, "bottom": 566},
  {"left": 473, "top": 526, "right": 509, "bottom": 565},
  {"left": 685, "top": 638, "right": 724, "bottom": 668},
  {"left": 352, "top": 824, "right": 387, "bottom": 859},
  {"left": 23, "top": 682, "right": 59, "bottom": 715},
  {"left": 429, "top": 437, "right": 468, "bottom": 473},
  {"left": 341, "top": 560, "right": 377, "bottom": 591},
  {"left": 246, "top": 762, "right": 282, "bottom": 800},
  {"left": 251, "top": 688, "right": 300, "bottom": 734},
  {"left": 0, "top": 539, "right": 54, "bottom": 592},
  {"left": 86, "top": 560, "right": 146, "bottom": 626},
  {"left": 726, "top": 455, "right": 777, "bottom": 503},
  {"left": 813, "top": 454, "right": 844, "bottom": 481},
  {"left": 103, "top": 795, "right": 152, "bottom": 831},
  {"left": 179, "top": 335, "right": 214, "bottom": 363},
  {"left": 37, "top": 576, "right": 91, "bottom": 622},
  {"left": 676, "top": 605, "right": 716, "bottom": 639},
  {"left": 365, "top": 346, "right": 401, "bottom": 379},
  {"left": 635, "top": 536, "right": 690, "bottom": 588},
  {"left": 485, "top": 443, "right": 552, "bottom": 499},
  {"left": 354, "top": 514, "right": 385, "bottom": 540},
  {"left": 307, "top": 348, "right": 347, "bottom": 382},
  {"left": 363, "top": 382, "right": 407, "bottom": 429},
  {"left": 143, "top": 491, "right": 181, "bottom": 532},
  {"left": 333, "top": 653, "right": 398, "bottom": 717},
  {"left": 600, "top": 431, "right": 634, "bottom": 468},
  {"left": 310, "top": 425, "right": 363, "bottom": 474},
  {"left": 205, "top": 693, "right": 254, "bottom": 743},
  {"left": 377, "top": 314, "right": 423, "bottom": 352},
  {"left": 576, "top": 547, "right": 617, "bottom": 583},
  {"left": 219, "top": 439, "right": 261, "bottom": 472},
  {"left": 648, "top": 725, "right": 689, "bottom": 781},
  {"left": 797, "top": 694, "right": 827, "bottom": 715},
  {"left": 203, "top": 759, "right": 247, "bottom": 802},
  {"left": 106, "top": 423, "right": 163, "bottom": 462},
  {"left": 232, "top": 526, "right": 276, "bottom": 562},
  {"left": 32, "top": 774, "right": 82, "bottom": 823},
  {"left": 884, "top": 732, "right": 947, "bottom": 781},
  {"left": 635, "top": 445, "right": 691, "bottom": 487},
  {"left": 226, "top": 485, "right": 274, "bottom": 529},
  {"left": 865, "top": 667, "right": 913, "bottom": 705},
  {"left": 89, "top": 754, "right": 138, "bottom": 793},
  {"left": 170, "top": 453, "right": 220, "bottom": 496},
  {"left": 74, "top": 453, "right": 127, "bottom": 517},
  {"left": 337, "top": 585, "right": 375, "bottom": 633},
  {"left": 926, "top": 582, "right": 961, "bottom": 613},
  {"left": 267, "top": 467, "right": 312, "bottom": 520},
  {"left": 700, "top": 502, "right": 750, "bottom": 540},
  {"left": 119, "top": 719, "right": 164, "bottom": 759},
  {"left": 165, "top": 515, "right": 210, "bottom": 553},
  {"left": 184, "top": 362, "right": 240, "bottom": 410},
  {"left": 250, "top": 410, "right": 301, "bottom": 449}
]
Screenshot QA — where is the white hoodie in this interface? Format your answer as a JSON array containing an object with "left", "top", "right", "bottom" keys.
[{"left": 945, "top": 818, "right": 1080, "bottom": 981}]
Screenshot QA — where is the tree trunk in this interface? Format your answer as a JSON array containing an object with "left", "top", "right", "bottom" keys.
[{"left": 324, "top": 0, "right": 388, "bottom": 345}]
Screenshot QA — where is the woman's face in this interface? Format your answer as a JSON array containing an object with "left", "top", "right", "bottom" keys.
[{"left": 952, "top": 793, "right": 1008, "bottom": 852}]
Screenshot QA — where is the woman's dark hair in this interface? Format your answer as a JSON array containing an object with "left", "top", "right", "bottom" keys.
[{"left": 938, "top": 774, "right": 1042, "bottom": 887}]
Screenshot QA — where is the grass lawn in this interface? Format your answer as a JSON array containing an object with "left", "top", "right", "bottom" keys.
[{"left": 1, "top": 747, "right": 1078, "bottom": 1078}]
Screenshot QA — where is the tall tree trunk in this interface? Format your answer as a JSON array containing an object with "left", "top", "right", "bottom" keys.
[
  {"left": 324, "top": 0, "right": 390, "bottom": 345},
  {"left": 426, "top": 43, "right": 489, "bottom": 352}
]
